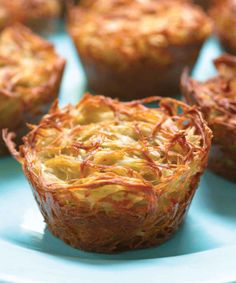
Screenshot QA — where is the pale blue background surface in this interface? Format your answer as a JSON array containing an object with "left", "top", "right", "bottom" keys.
[{"left": 0, "top": 27, "right": 236, "bottom": 283}]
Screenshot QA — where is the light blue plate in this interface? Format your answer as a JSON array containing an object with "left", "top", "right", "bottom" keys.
[{"left": 0, "top": 27, "right": 236, "bottom": 283}]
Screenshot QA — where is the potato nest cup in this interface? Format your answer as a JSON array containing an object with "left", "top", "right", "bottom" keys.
[
  {"left": 0, "top": 0, "right": 62, "bottom": 32},
  {"left": 210, "top": 0, "right": 236, "bottom": 55},
  {"left": 68, "top": 0, "right": 212, "bottom": 100},
  {"left": 181, "top": 54, "right": 236, "bottom": 181},
  {"left": 0, "top": 24, "right": 65, "bottom": 155},
  {"left": 4, "top": 94, "right": 212, "bottom": 253}
]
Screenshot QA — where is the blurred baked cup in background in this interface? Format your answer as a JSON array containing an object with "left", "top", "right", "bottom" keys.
[
  {"left": 181, "top": 54, "right": 236, "bottom": 181},
  {"left": 210, "top": 0, "right": 236, "bottom": 54},
  {"left": 0, "top": 0, "right": 62, "bottom": 32},
  {"left": 68, "top": 0, "right": 212, "bottom": 100},
  {"left": 0, "top": 24, "right": 65, "bottom": 155}
]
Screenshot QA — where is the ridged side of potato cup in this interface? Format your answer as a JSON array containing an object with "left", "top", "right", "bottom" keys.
[
  {"left": 68, "top": 0, "right": 212, "bottom": 100},
  {"left": 5, "top": 94, "right": 212, "bottom": 253},
  {"left": 0, "top": 24, "right": 65, "bottom": 155},
  {"left": 181, "top": 54, "right": 236, "bottom": 181},
  {"left": 0, "top": 0, "right": 62, "bottom": 33},
  {"left": 210, "top": 0, "right": 236, "bottom": 55}
]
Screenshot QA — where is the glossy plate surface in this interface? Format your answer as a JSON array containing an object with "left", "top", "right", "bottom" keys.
[{"left": 0, "top": 28, "right": 236, "bottom": 283}]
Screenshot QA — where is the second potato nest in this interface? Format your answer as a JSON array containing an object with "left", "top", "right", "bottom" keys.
[
  {"left": 68, "top": 0, "right": 212, "bottom": 99},
  {"left": 5, "top": 94, "right": 212, "bottom": 253}
]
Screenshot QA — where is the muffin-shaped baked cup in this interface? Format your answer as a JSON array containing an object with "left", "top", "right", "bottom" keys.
[
  {"left": 210, "top": 0, "right": 236, "bottom": 54},
  {"left": 0, "top": 0, "right": 62, "bottom": 32},
  {"left": 181, "top": 54, "right": 236, "bottom": 181},
  {"left": 4, "top": 94, "right": 212, "bottom": 253},
  {"left": 0, "top": 24, "right": 65, "bottom": 155},
  {"left": 68, "top": 0, "right": 212, "bottom": 100}
]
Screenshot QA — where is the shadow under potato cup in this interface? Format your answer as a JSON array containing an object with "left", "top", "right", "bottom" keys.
[
  {"left": 0, "top": 24, "right": 65, "bottom": 155},
  {"left": 4, "top": 94, "right": 212, "bottom": 253},
  {"left": 68, "top": 0, "right": 212, "bottom": 100},
  {"left": 210, "top": 0, "right": 236, "bottom": 55},
  {"left": 181, "top": 54, "right": 236, "bottom": 181}
]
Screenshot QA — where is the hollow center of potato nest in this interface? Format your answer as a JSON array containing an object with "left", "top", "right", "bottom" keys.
[{"left": 26, "top": 95, "right": 204, "bottom": 190}]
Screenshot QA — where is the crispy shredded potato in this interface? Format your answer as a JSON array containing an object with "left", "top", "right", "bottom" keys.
[
  {"left": 181, "top": 54, "right": 236, "bottom": 181},
  {"left": 5, "top": 94, "right": 212, "bottom": 253},
  {"left": 0, "top": 24, "right": 65, "bottom": 155}
]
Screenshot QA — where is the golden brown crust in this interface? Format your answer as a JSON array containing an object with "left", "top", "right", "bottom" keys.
[
  {"left": 210, "top": 0, "right": 236, "bottom": 54},
  {"left": 6, "top": 94, "right": 212, "bottom": 253},
  {"left": 0, "top": 24, "right": 65, "bottom": 155},
  {"left": 0, "top": 0, "right": 62, "bottom": 31},
  {"left": 68, "top": 0, "right": 212, "bottom": 99},
  {"left": 181, "top": 54, "right": 236, "bottom": 181}
]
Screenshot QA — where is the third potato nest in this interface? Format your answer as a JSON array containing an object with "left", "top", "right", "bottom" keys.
[{"left": 181, "top": 54, "right": 236, "bottom": 181}]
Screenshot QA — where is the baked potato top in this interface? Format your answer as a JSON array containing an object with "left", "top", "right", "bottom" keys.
[
  {"left": 0, "top": 0, "right": 61, "bottom": 28},
  {"left": 0, "top": 24, "right": 65, "bottom": 129},
  {"left": 182, "top": 54, "right": 236, "bottom": 131},
  {"left": 68, "top": 0, "right": 212, "bottom": 66},
  {"left": 14, "top": 94, "right": 211, "bottom": 206}
]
